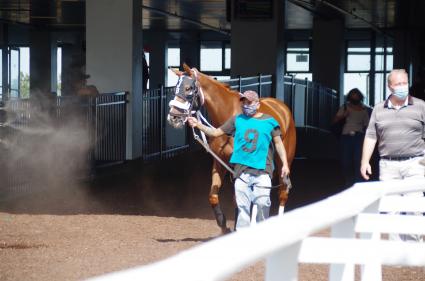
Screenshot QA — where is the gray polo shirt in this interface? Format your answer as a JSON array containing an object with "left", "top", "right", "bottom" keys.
[{"left": 365, "top": 95, "right": 425, "bottom": 157}]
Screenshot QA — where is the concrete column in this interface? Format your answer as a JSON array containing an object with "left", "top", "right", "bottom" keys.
[
  {"left": 312, "top": 18, "right": 345, "bottom": 100},
  {"left": 180, "top": 32, "right": 200, "bottom": 69},
  {"left": 393, "top": 29, "right": 410, "bottom": 71},
  {"left": 147, "top": 32, "right": 167, "bottom": 88},
  {"left": 86, "top": 0, "right": 143, "bottom": 159},
  {"left": 50, "top": 41, "right": 57, "bottom": 95},
  {"left": 393, "top": 0, "right": 425, "bottom": 80},
  {"left": 0, "top": 24, "right": 8, "bottom": 101},
  {"left": 230, "top": 0, "right": 285, "bottom": 99},
  {"left": 30, "top": 30, "right": 53, "bottom": 97},
  {"left": 408, "top": 31, "right": 424, "bottom": 79},
  {"left": 61, "top": 35, "right": 85, "bottom": 96}
]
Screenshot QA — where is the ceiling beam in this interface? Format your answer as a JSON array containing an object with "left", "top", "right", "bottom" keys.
[
  {"left": 142, "top": 5, "right": 230, "bottom": 37},
  {"left": 317, "top": 0, "right": 392, "bottom": 38}
]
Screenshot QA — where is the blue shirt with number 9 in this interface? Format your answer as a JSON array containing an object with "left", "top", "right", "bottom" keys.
[{"left": 230, "top": 114, "right": 279, "bottom": 170}]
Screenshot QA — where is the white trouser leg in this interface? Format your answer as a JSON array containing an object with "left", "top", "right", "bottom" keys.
[
  {"left": 234, "top": 173, "right": 252, "bottom": 230},
  {"left": 252, "top": 174, "right": 272, "bottom": 223},
  {"left": 381, "top": 157, "right": 425, "bottom": 242}
]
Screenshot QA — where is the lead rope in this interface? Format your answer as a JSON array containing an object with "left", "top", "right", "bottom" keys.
[
  {"left": 192, "top": 111, "right": 236, "bottom": 177},
  {"left": 191, "top": 111, "right": 291, "bottom": 190}
]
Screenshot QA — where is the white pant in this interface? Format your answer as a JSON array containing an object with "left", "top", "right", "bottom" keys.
[
  {"left": 379, "top": 157, "right": 425, "bottom": 242},
  {"left": 234, "top": 172, "right": 271, "bottom": 230}
]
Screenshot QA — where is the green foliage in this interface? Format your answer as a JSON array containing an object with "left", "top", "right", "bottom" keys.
[{"left": 20, "top": 71, "right": 30, "bottom": 98}]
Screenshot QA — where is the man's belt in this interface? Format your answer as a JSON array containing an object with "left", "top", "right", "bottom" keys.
[{"left": 380, "top": 154, "right": 424, "bottom": 161}]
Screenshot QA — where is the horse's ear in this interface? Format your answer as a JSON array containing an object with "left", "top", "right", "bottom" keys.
[
  {"left": 169, "top": 67, "right": 184, "bottom": 77},
  {"left": 182, "top": 63, "right": 191, "bottom": 75},
  {"left": 190, "top": 67, "right": 200, "bottom": 78}
]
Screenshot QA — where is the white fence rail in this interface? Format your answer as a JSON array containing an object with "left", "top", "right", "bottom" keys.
[{"left": 88, "top": 179, "right": 425, "bottom": 281}]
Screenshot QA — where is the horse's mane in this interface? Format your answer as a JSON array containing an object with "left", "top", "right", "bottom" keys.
[
  {"left": 205, "top": 75, "right": 240, "bottom": 97},
  {"left": 186, "top": 66, "right": 240, "bottom": 100}
]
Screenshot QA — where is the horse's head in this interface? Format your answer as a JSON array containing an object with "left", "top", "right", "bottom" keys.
[{"left": 167, "top": 66, "right": 204, "bottom": 128}]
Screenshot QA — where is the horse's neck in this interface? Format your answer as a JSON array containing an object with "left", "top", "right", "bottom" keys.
[{"left": 199, "top": 77, "right": 240, "bottom": 126}]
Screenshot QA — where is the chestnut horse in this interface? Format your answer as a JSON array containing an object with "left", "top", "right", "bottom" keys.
[{"left": 168, "top": 65, "right": 296, "bottom": 233}]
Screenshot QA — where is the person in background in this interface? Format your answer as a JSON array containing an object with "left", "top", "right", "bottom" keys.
[
  {"left": 76, "top": 72, "right": 99, "bottom": 97},
  {"left": 333, "top": 88, "right": 370, "bottom": 187},
  {"left": 361, "top": 69, "right": 425, "bottom": 242}
]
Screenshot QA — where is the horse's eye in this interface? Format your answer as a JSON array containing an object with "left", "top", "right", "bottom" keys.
[{"left": 185, "top": 87, "right": 191, "bottom": 91}]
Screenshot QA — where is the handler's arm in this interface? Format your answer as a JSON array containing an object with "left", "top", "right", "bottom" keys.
[
  {"left": 273, "top": 136, "right": 290, "bottom": 177},
  {"left": 187, "top": 117, "right": 225, "bottom": 137},
  {"left": 360, "top": 137, "right": 377, "bottom": 180}
]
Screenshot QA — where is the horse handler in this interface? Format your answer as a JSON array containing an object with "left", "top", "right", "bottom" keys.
[{"left": 187, "top": 90, "right": 290, "bottom": 230}]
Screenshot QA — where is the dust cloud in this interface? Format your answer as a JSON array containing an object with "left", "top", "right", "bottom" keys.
[{"left": 0, "top": 94, "right": 93, "bottom": 206}]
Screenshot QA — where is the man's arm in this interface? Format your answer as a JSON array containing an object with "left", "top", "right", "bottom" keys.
[
  {"left": 273, "top": 136, "right": 290, "bottom": 177},
  {"left": 187, "top": 117, "right": 225, "bottom": 137},
  {"left": 360, "top": 137, "right": 377, "bottom": 180}
]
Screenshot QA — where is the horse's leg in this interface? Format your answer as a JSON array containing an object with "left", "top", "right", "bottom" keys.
[
  {"left": 275, "top": 159, "right": 291, "bottom": 215},
  {"left": 209, "top": 160, "right": 230, "bottom": 234},
  {"left": 278, "top": 184, "right": 289, "bottom": 215}
]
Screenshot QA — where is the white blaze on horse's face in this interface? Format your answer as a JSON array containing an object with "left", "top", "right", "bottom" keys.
[{"left": 167, "top": 75, "right": 197, "bottom": 129}]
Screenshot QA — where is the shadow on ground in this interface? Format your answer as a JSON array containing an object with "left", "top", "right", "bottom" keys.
[{"left": 1, "top": 150, "right": 347, "bottom": 220}]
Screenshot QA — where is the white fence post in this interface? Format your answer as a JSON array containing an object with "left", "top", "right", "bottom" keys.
[
  {"left": 265, "top": 242, "right": 302, "bottom": 281},
  {"left": 329, "top": 218, "right": 356, "bottom": 281},
  {"left": 358, "top": 200, "right": 382, "bottom": 281}
]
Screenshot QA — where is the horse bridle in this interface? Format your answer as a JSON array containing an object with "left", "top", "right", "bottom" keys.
[{"left": 168, "top": 74, "right": 204, "bottom": 120}]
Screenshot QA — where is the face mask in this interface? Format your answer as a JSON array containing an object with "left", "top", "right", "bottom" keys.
[
  {"left": 242, "top": 104, "right": 257, "bottom": 116},
  {"left": 392, "top": 85, "right": 409, "bottom": 99},
  {"left": 349, "top": 99, "right": 361, "bottom": 105}
]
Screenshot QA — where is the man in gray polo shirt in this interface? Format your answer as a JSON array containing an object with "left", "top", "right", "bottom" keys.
[{"left": 360, "top": 69, "right": 425, "bottom": 241}]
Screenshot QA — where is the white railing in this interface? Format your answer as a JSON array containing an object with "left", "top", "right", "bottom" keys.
[{"left": 88, "top": 179, "right": 425, "bottom": 281}]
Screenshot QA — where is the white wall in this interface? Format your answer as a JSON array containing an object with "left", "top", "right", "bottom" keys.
[
  {"left": 86, "top": 0, "right": 133, "bottom": 93},
  {"left": 86, "top": 0, "right": 143, "bottom": 159}
]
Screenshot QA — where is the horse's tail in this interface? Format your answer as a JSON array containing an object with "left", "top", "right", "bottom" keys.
[{"left": 259, "top": 98, "right": 296, "bottom": 166}]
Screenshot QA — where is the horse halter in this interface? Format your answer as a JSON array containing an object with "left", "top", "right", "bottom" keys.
[{"left": 168, "top": 74, "right": 204, "bottom": 120}]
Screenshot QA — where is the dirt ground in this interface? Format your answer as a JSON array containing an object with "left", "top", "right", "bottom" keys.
[{"left": 1, "top": 151, "right": 424, "bottom": 281}]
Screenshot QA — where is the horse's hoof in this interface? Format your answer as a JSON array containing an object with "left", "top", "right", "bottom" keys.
[{"left": 221, "top": 227, "right": 232, "bottom": 235}]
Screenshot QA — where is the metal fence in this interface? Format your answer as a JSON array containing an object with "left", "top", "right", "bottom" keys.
[
  {"left": 141, "top": 75, "right": 339, "bottom": 164},
  {"left": 93, "top": 93, "right": 127, "bottom": 163},
  {"left": 224, "top": 74, "right": 273, "bottom": 97},
  {"left": 0, "top": 92, "right": 127, "bottom": 197},
  {"left": 142, "top": 86, "right": 191, "bottom": 162},
  {"left": 222, "top": 74, "right": 339, "bottom": 132},
  {"left": 283, "top": 76, "right": 339, "bottom": 132}
]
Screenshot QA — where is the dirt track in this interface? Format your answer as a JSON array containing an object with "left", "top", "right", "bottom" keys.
[{"left": 1, "top": 151, "right": 424, "bottom": 280}]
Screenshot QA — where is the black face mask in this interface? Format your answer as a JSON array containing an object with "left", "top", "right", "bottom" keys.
[{"left": 350, "top": 99, "right": 361, "bottom": 105}]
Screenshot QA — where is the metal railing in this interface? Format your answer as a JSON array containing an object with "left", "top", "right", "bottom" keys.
[
  {"left": 141, "top": 75, "right": 339, "bottom": 163},
  {"left": 93, "top": 93, "right": 127, "bottom": 163},
  {"left": 0, "top": 92, "right": 128, "bottom": 198},
  {"left": 224, "top": 74, "right": 273, "bottom": 97},
  {"left": 284, "top": 76, "right": 339, "bottom": 133},
  {"left": 142, "top": 86, "right": 191, "bottom": 162}
]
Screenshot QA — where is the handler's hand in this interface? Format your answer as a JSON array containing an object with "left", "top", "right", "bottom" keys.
[
  {"left": 281, "top": 166, "right": 290, "bottom": 178},
  {"left": 187, "top": 117, "right": 198, "bottom": 128},
  {"left": 360, "top": 162, "right": 372, "bottom": 180}
]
